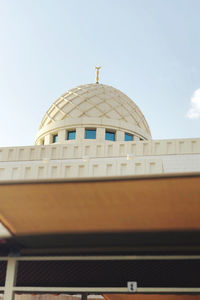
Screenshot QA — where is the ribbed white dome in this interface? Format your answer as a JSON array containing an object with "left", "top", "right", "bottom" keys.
[{"left": 36, "top": 83, "right": 151, "bottom": 144}]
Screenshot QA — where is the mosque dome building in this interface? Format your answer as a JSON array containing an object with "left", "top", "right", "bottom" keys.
[
  {"left": 0, "top": 72, "right": 200, "bottom": 298},
  {"left": 0, "top": 75, "right": 199, "bottom": 180},
  {"left": 35, "top": 83, "right": 151, "bottom": 146}
]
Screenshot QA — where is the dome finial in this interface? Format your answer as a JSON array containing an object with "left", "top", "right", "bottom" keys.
[{"left": 95, "top": 66, "right": 101, "bottom": 84}]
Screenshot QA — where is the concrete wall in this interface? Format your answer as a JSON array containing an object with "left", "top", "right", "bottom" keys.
[
  {"left": 0, "top": 138, "right": 200, "bottom": 162},
  {"left": 0, "top": 138, "right": 199, "bottom": 181}
]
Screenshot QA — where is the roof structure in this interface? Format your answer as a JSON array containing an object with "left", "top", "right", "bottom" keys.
[
  {"left": 0, "top": 173, "right": 200, "bottom": 247},
  {"left": 36, "top": 84, "right": 151, "bottom": 144},
  {"left": 0, "top": 174, "right": 200, "bottom": 298},
  {"left": 39, "top": 84, "right": 151, "bottom": 133}
]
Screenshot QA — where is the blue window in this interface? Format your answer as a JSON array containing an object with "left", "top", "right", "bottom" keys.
[
  {"left": 85, "top": 129, "right": 96, "bottom": 139},
  {"left": 52, "top": 134, "right": 58, "bottom": 143},
  {"left": 125, "top": 133, "right": 133, "bottom": 141},
  {"left": 67, "top": 130, "right": 76, "bottom": 140},
  {"left": 105, "top": 130, "right": 115, "bottom": 141}
]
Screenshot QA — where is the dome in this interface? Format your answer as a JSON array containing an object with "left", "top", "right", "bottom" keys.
[{"left": 35, "top": 83, "right": 151, "bottom": 145}]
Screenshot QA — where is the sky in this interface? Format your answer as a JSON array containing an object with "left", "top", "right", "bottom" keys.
[{"left": 0, "top": 0, "right": 200, "bottom": 147}]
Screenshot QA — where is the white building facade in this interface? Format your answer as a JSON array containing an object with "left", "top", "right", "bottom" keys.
[{"left": 0, "top": 83, "right": 199, "bottom": 182}]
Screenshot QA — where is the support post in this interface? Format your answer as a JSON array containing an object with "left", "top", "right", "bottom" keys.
[
  {"left": 82, "top": 293, "right": 88, "bottom": 300},
  {"left": 4, "top": 258, "right": 17, "bottom": 300}
]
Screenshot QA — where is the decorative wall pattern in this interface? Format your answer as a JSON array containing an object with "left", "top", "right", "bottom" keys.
[{"left": 0, "top": 139, "right": 199, "bottom": 162}]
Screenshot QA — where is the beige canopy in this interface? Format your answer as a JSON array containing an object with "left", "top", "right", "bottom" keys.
[{"left": 0, "top": 173, "right": 199, "bottom": 236}]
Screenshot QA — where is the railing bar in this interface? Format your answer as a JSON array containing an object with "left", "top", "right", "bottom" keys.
[
  {"left": 12, "top": 287, "right": 200, "bottom": 293},
  {"left": 15, "top": 255, "right": 200, "bottom": 261}
]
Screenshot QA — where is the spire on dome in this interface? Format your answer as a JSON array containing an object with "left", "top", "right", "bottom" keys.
[{"left": 95, "top": 66, "right": 101, "bottom": 84}]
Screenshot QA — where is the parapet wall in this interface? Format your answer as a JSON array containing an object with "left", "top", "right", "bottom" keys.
[
  {"left": 0, "top": 138, "right": 199, "bottom": 181},
  {"left": 0, "top": 158, "right": 163, "bottom": 180},
  {"left": 0, "top": 138, "right": 199, "bottom": 162}
]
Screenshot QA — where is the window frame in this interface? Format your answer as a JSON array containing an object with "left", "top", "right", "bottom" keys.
[
  {"left": 67, "top": 130, "right": 76, "bottom": 140},
  {"left": 85, "top": 128, "right": 97, "bottom": 139},
  {"left": 105, "top": 130, "right": 115, "bottom": 141},
  {"left": 125, "top": 132, "right": 133, "bottom": 141},
  {"left": 52, "top": 134, "right": 58, "bottom": 143}
]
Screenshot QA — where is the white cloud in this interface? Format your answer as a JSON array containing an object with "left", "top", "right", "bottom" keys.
[{"left": 187, "top": 89, "right": 200, "bottom": 119}]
